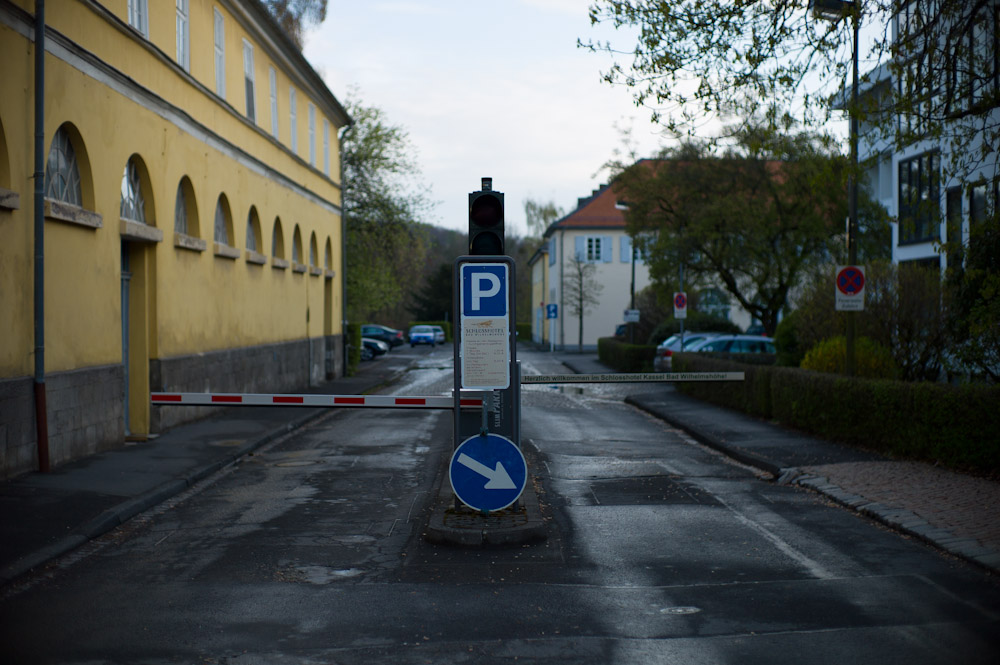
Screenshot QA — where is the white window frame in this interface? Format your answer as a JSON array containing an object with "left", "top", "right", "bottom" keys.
[
  {"left": 308, "top": 103, "right": 316, "bottom": 166},
  {"left": 323, "top": 119, "right": 330, "bottom": 176},
  {"left": 242, "top": 39, "right": 256, "bottom": 122},
  {"left": 214, "top": 8, "right": 226, "bottom": 99},
  {"left": 289, "top": 87, "right": 298, "bottom": 154},
  {"left": 269, "top": 67, "right": 279, "bottom": 139},
  {"left": 175, "top": 0, "right": 190, "bottom": 71},
  {"left": 128, "top": 0, "right": 149, "bottom": 38}
]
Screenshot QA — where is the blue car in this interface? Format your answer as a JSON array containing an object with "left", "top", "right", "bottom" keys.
[{"left": 408, "top": 325, "right": 438, "bottom": 347}]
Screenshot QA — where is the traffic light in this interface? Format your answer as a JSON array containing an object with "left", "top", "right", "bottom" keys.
[{"left": 468, "top": 177, "right": 504, "bottom": 255}]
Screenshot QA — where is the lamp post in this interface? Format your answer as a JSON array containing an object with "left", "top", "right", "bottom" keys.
[{"left": 812, "top": 0, "right": 859, "bottom": 377}]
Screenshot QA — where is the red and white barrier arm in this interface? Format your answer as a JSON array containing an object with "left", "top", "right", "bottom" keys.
[{"left": 151, "top": 393, "right": 483, "bottom": 409}]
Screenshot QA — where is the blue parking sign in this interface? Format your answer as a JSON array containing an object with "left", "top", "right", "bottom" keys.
[{"left": 461, "top": 264, "right": 508, "bottom": 317}]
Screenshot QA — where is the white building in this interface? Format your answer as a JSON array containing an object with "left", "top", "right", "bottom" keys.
[{"left": 855, "top": 2, "right": 999, "bottom": 269}]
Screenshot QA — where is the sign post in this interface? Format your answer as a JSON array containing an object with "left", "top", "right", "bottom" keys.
[
  {"left": 546, "top": 303, "right": 557, "bottom": 353},
  {"left": 835, "top": 265, "right": 866, "bottom": 311}
]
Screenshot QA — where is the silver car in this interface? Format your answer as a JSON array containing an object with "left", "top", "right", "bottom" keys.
[
  {"left": 686, "top": 334, "right": 776, "bottom": 354},
  {"left": 653, "top": 332, "right": 724, "bottom": 371}
]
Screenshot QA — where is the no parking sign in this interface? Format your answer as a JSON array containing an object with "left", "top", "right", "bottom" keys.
[{"left": 835, "top": 265, "right": 865, "bottom": 311}]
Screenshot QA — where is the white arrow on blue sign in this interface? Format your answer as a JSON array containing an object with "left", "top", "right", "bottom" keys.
[{"left": 449, "top": 433, "right": 527, "bottom": 512}]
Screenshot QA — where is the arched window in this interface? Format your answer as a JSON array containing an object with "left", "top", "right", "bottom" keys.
[
  {"left": 214, "top": 195, "right": 232, "bottom": 245},
  {"left": 324, "top": 238, "right": 332, "bottom": 269},
  {"left": 292, "top": 225, "right": 303, "bottom": 263},
  {"left": 120, "top": 157, "right": 146, "bottom": 222},
  {"left": 175, "top": 183, "right": 188, "bottom": 234},
  {"left": 246, "top": 206, "right": 261, "bottom": 252},
  {"left": 45, "top": 127, "right": 82, "bottom": 206},
  {"left": 272, "top": 217, "right": 285, "bottom": 258},
  {"left": 309, "top": 232, "right": 318, "bottom": 266}
]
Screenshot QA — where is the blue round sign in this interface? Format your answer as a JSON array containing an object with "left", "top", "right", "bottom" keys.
[{"left": 449, "top": 433, "right": 527, "bottom": 512}]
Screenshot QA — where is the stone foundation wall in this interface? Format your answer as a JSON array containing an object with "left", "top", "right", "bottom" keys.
[
  {"left": 150, "top": 336, "right": 344, "bottom": 432},
  {"left": 0, "top": 365, "right": 125, "bottom": 478}
]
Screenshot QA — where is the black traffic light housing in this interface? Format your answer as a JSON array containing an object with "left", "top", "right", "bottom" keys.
[{"left": 468, "top": 177, "right": 504, "bottom": 255}]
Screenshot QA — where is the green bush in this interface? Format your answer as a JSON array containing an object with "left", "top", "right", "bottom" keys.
[
  {"left": 801, "top": 335, "right": 899, "bottom": 379},
  {"left": 346, "top": 323, "right": 361, "bottom": 376},
  {"left": 515, "top": 322, "right": 532, "bottom": 341},
  {"left": 673, "top": 353, "right": 1000, "bottom": 474},
  {"left": 598, "top": 337, "right": 657, "bottom": 372},
  {"left": 774, "top": 311, "right": 803, "bottom": 367}
]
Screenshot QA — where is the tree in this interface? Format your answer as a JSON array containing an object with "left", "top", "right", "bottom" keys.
[
  {"left": 563, "top": 255, "right": 604, "bottom": 351},
  {"left": 523, "top": 199, "right": 564, "bottom": 238},
  {"left": 261, "top": 0, "right": 327, "bottom": 49},
  {"left": 411, "top": 263, "right": 453, "bottom": 322},
  {"left": 582, "top": 1, "right": 999, "bottom": 181},
  {"left": 341, "top": 94, "right": 434, "bottom": 324},
  {"left": 613, "top": 128, "right": 856, "bottom": 336},
  {"left": 947, "top": 217, "right": 1000, "bottom": 382}
]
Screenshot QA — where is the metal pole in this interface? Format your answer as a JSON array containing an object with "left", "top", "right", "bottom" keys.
[
  {"left": 629, "top": 244, "right": 636, "bottom": 344},
  {"left": 34, "top": 0, "right": 50, "bottom": 472},
  {"left": 846, "top": 8, "right": 859, "bottom": 377}
]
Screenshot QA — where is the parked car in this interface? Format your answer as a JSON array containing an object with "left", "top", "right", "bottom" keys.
[
  {"left": 686, "top": 334, "right": 776, "bottom": 354},
  {"left": 360, "top": 337, "right": 389, "bottom": 361},
  {"left": 430, "top": 325, "right": 446, "bottom": 344},
  {"left": 361, "top": 324, "right": 404, "bottom": 348},
  {"left": 654, "top": 332, "right": 724, "bottom": 371},
  {"left": 408, "top": 325, "right": 439, "bottom": 347}
]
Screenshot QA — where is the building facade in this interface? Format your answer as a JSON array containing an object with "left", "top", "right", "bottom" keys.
[
  {"left": 0, "top": 0, "right": 350, "bottom": 477},
  {"left": 528, "top": 185, "right": 652, "bottom": 350},
  {"left": 856, "top": 1, "right": 999, "bottom": 269}
]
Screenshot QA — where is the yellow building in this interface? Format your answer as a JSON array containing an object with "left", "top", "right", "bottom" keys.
[{"left": 0, "top": 0, "right": 350, "bottom": 477}]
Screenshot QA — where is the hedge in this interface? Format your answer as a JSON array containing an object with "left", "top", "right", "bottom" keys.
[
  {"left": 345, "top": 323, "right": 361, "bottom": 376},
  {"left": 597, "top": 336, "right": 657, "bottom": 372},
  {"left": 673, "top": 353, "right": 1000, "bottom": 474}
]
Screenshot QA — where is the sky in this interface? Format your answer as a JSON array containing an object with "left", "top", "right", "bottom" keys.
[{"left": 303, "top": 0, "right": 671, "bottom": 236}]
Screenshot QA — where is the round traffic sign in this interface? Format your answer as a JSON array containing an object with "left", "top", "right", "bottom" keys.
[
  {"left": 674, "top": 293, "right": 687, "bottom": 310},
  {"left": 449, "top": 433, "right": 527, "bottom": 512},
  {"left": 837, "top": 266, "right": 865, "bottom": 295}
]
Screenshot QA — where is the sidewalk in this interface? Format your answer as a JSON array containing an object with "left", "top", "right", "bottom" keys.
[
  {"left": 0, "top": 355, "right": 413, "bottom": 587},
  {"left": 557, "top": 353, "right": 1000, "bottom": 575}
]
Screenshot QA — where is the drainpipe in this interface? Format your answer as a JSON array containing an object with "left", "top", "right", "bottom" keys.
[{"left": 33, "top": 0, "right": 50, "bottom": 472}]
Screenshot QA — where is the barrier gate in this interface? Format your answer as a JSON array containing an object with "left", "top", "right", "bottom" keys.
[{"left": 152, "top": 255, "right": 744, "bottom": 513}]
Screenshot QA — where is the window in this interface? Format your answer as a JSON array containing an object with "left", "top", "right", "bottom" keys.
[
  {"left": 898, "top": 152, "right": 939, "bottom": 244},
  {"left": 272, "top": 218, "right": 285, "bottom": 258},
  {"left": 323, "top": 119, "right": 330, "bottom": 176},
  {"left": 176, "top": 0, "right": 189, "bottom": 71},
  {"left": 970, "top": 182, "right": 988, "bottom": 225},
  {"left": 45, "top": 127, "right": 82, "bottom": 206},
  {"left": 269, "top": 67, "right": 278, "bottom": 139},
  {"left": 289, "top": 87, "right": 297, "bottom": 153},
  {"left": 214, "top": 8, "right": 226, "bottom": 98},
  {"left": 587, "top": 237, "right": 601, "bottom": 261},
  {"left": 128, "top": 0, "right": 149, "bottom": 38},
  {"left": 246, "top": 208, "right": 260, "bottom": 252},
  {"left": 309, "top": 233, "right": 318, "bottom": 266},
  {"left": 242, "top": 40, "right": 255, "bottom": 122},
  {"left": 292, "top": 225, "right": 302, "bottom": 263},
  {"left": 214, "top": 197, "right": 231, "bottom": 245},
  {"left": 946, "top": 186, "right": 963, "bottom": 268},
  {"left": 120, "top": 158, "right": 146, "bottom": 223},
  {"left": 308, "top": 103, "right": 316, "bottom": 166},
  {"left": 174, "top": 183, "right": 188, "bottom": 234}
]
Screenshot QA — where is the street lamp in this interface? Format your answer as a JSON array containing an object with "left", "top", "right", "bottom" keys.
[{"left": 812, "top": 0, "right": 859, "bottom": 377}]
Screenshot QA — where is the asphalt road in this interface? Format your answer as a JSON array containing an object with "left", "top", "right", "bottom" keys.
[{"left": 1, "top": 346, "right": 997, "bottom": 664}]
